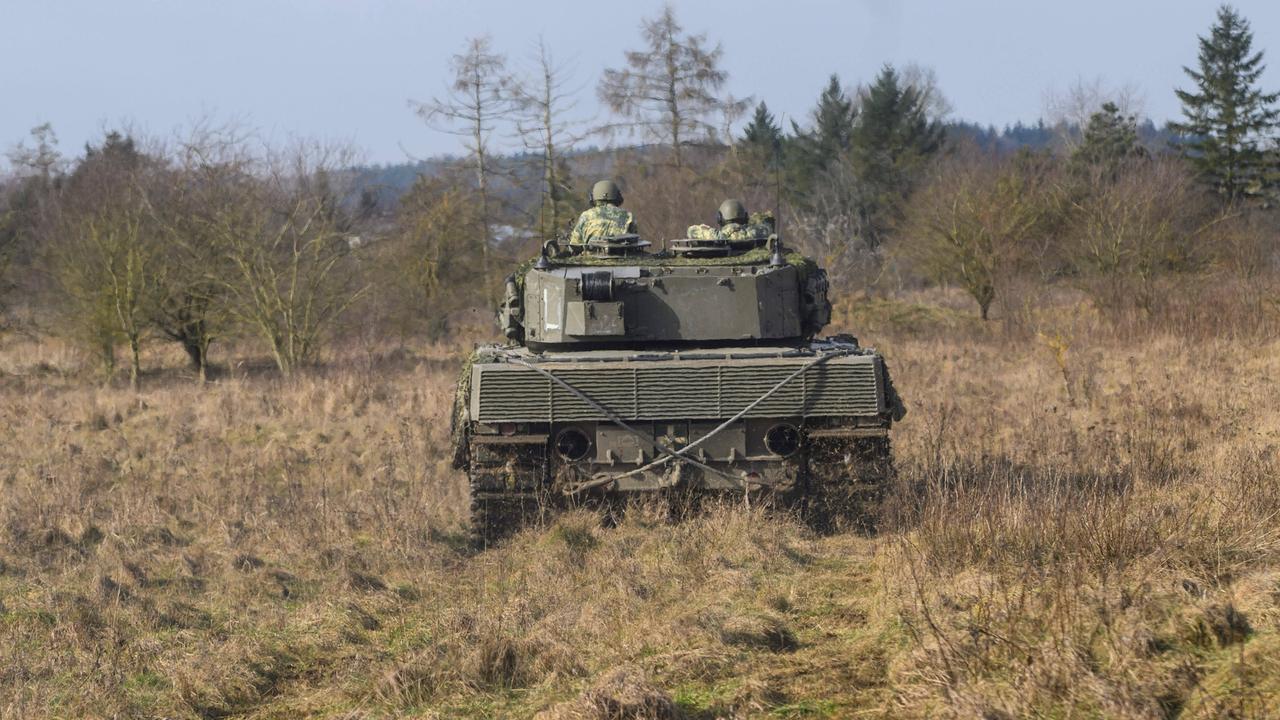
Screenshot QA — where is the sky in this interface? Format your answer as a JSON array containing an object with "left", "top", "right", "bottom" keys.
[{"left": 2, "top": 0, "right": 1278, "bottom": 165}]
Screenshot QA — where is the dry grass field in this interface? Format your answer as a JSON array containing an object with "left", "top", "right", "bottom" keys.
[{"left": 3, "top": 291, "right": 1280, "bottom": 719}]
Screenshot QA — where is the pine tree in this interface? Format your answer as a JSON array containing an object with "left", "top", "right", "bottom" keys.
[
  {"left": 846, "top": 65, "right": 943, "bottom": 247},
  {"left": 850, "top": 65, "right": 943, "bottom": 174},
  {"left": 1171, "top": 5, "right": 1279, "bottom": 203},
  {"left": 1071, "top": 102, "right": 1146, "bottom": 174},
  {"left": 737, "top": 101, "right": 784, "bottom": 178},
  {"left": 741, "top": 102, "right": 782, "bottom": 156},
  {"left": 790, "top": 75, "right": 858, "bottom": 175}
]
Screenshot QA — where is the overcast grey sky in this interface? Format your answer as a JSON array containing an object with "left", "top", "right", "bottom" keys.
[{"left": 3, "top": 0, "right": 1277, "bottom": 165}]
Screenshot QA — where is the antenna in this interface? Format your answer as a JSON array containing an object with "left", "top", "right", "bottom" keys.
[
  {"left": 534, "top": 239, "right": 551, "bottom": 270},
  {"left": 774, "top": 117, "right": 783, "bottom": 247},
  {"left": 770, "top": 113, "right": 786, "bottom": 268}
]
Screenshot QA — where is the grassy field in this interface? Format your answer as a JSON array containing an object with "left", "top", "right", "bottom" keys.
[{"left": 3, "top": 294, "right": 1280, "bottom": 719}]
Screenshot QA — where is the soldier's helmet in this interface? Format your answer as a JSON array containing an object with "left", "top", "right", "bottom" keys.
[
  {"left": 717, "top": 199, "right": 748, "bottom": 226},
  {"left": 590, "top": 180, "right": 623, "bottom": 206}
]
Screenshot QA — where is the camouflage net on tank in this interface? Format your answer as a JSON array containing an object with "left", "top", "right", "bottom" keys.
[
  {"left": 881, "top": 358, "right": 908, "bottom": 422},
  {"left": 450, "top": 345, "right": 509, "bottom": 469}
]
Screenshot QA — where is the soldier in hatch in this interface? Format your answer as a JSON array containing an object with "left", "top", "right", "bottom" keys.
[
  {"left": 568, "top": 180, "right": 638, "bottom": 246},
  {"left": 687, "top": 199, "right": 775, "bottom": 243}
]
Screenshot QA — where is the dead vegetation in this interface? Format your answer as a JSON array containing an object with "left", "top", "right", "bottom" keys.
[{"left": 3, "top": 286, "right": 1280, "bottom": 718}]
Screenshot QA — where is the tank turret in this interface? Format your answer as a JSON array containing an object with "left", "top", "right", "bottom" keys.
[
  {"left": 454, "top": 229, "right": 904, "bottom": 547},
  {"left": 500, "top": 234, "right": 830, "bottom": 350}
]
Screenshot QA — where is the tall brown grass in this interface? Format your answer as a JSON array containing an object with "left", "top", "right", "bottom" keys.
[{"left": 2, "top": 283, "right": 1280, "bottom": 718}]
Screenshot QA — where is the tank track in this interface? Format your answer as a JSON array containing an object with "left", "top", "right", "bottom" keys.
[
  {"left": 466, "top": 441, "right": 556, "bottom": 549},
  {"left": 465, "top": 434, "right": 892, "bottom": 545},
  {"left": 468, "top": 488, "right": 548, "bottom": 549},
  {"left": 800, "top": 435, "right": 892, "bottom": 533}
]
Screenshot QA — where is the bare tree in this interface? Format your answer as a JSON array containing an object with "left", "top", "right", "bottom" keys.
[
  {"left": 3, "top": 125, "right": 64, "bottom": 312},
  {"left": 510, "top": 38, "right": 587, "bottom": 242},
  {"left": 901, "top": 152, "right": 1055, "bottom": 320},
  {"left": 142, "top": 125, "right": 249, "bottom": 380},
  {"left": 383, "top": 173, "right": 486, "bottom": 338},
  {"left": 598, "top": 4, "right": 739, "bottom": 167},
  {"left": 718, "top": 91, "right": 752, "bottom": 154},
  {"left": 1065, "top": 158, "right": 1212, "bottom": 313},
  {"left": 1043, "top": 76, "right": 1145, "bottom": 150},
  {"left": 204, "top": 143, "right": 367, "bottom": 375},
  {"left": 6, "top": 123, "right": 63, "bottom": 182},
  {"left": 898, "top": 63, "right": 954, "bottom": 123},
  {"left": 614, "top": 154, "right": 730, "bottom": 242},
  {"left": 412, "top": 36, "right": 513, "bottom": 278},
  {"left": 50, "top": 147, "right": 159, "bottom": 386},
  {"left": 0, "top": 184, "right": 18, "bottom": 312},
  {"left": 790, "top": 157, "right": 885, "bottom": 292}
]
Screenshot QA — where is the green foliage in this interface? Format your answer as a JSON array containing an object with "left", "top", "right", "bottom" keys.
[
  {"left": 787, "top": 74, "right": 858, "bottom": 187},
  {"left": 846, "top": 65, "right": 944, "bottom": 249},
  {"left": 738, "top": 101, "right": 784, "bottom": 178},
  {"left": 1171, "top": 4, "right": 1280, "bottom": 204},
  {"left": 851, "top": 66, "right": 944, "bottom": 168},
  {"left": 1071, "top": 102, "right": 1146, "bottom": 175},
  {"left": 783, "top": 66, "right": 944, "bottom": 286},
  {"left": 741, "top": 102, "right": 783, "bottom": 157}
]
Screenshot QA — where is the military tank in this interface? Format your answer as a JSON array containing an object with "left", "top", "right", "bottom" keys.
[{"left": 451, "top": 226, "right": 905, "bottom": 546}]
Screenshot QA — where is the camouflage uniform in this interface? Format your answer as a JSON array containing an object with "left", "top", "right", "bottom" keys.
[
  {"left": 685, "top": 223, "right": 720, "bottom": 240},
  {"left": 685, "top": 210, "right": 774, "bottom": 242},
  {"left": 568, "top": 204, "right": 637, "bottom": 246},
  {"left": 718, "top": 221, "right": 772, "bottom": 242}
]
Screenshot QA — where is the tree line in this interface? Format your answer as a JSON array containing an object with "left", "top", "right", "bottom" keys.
[
  {"left": 1, "top": 3, "right": 1277, "bottom": 383},
  {"left": 2, "top": 128, "right": 369, "bottom": 384},
  {"left": 400, "top": 2, "right": 1278, "bottom": 320}
]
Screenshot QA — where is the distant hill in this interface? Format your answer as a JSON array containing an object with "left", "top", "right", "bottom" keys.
[
  {"left": 346, "top": 146, "right": 631, "bottom": 219},
  {"left": 945, "top": 118, "right": 1178, "bottom": 154},
  {"left": 348, "top": 120, "right": 1181, "bottom": 213}
]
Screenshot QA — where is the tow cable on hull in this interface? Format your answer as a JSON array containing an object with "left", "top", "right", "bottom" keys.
[{"left": 502, "top": 348, "right": 857, "bottom": 494}]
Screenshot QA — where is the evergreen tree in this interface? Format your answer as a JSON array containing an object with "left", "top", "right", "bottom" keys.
[
  {"left": 741, "top": 101, "right": 783, "bottom": 158},
  {"left": 737, "top": 101, "right": 784, "bottom": 181},
  {"left": 1071, "top": 102, "right": 1146, "bottom": 174},
  {"left": 1171, "top": 5, "right": 1279, "bottom": 203},
  {"left": 790, "top": 74, "right": 858, "bottom": 179},
  {"left": 846, "top": 65, "right": 943, "bottom": 247},
  {"left": 850, "top": 65, "right": 943, "bottom": 172}
]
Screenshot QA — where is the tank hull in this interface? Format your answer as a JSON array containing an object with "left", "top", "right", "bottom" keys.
[{"left": 453, "top": 338, "right": 904, "bottom": 545}]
